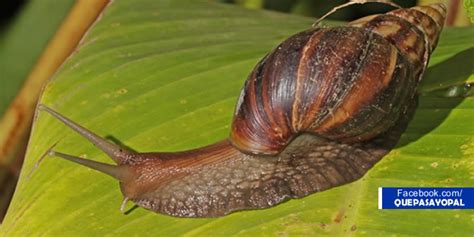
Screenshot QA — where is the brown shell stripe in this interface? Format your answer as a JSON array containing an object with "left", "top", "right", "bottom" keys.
[
  {"left": 292, "top": 29, "right": 326, "bottom": 131},
  {"left": 324, "top": 50, "right": 412, "bottom": 141},
  {"left": 231, "top": 30, "right": 317, "bottom": 154},
  {"left": 388, "top": 8, "right": 441, "bottom": 51},
  {"left": 254, "top": 31, "right": 309, "bottom": 150},
  {"left": 412, "top": 5, "right": 446, "bottom": 29},
  {"left": 314, "top": 34, "right": 401, "bottom": 140},
  {"left": 295, "top": 28, "right": 374, "bottom": 133},
  {"left": 361, "top": 14, "right": 427, "bottom": 67}
]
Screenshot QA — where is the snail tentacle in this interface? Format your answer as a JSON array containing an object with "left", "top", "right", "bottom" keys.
[
  {"left": 38, "top": 104, "right": 136, "bottom": 164},
  {"left": 47, "top": 150, "right": 130, "bottom": 181}
]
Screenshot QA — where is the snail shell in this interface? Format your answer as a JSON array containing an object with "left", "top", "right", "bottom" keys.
[
  {"left": 38, "top": 3, "right": 446, "bottom": 217},
  {"left": 231, "top": 4, "right": 446, "bottom": 155}
]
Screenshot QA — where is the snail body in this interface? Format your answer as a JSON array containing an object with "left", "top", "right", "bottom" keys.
[{"left": 38, "top": 3, "right": 446, "bottom": 217}]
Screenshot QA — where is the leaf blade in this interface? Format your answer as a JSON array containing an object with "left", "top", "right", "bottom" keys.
[{"left": 2, "top": 1, "right": 473, "bottom": 236}]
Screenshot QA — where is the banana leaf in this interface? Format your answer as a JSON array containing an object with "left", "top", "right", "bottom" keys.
[{"left": 1, "top": 0, "right": 473, "bottom": 236}]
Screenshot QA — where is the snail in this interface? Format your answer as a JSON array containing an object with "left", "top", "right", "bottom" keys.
[{"left": 36, "top": 2, "right": 446, "bottom": 217}]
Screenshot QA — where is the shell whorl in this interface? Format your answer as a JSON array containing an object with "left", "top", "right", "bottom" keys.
[{"left": 230, "top": 4, "right": 446, "bottom": 155}]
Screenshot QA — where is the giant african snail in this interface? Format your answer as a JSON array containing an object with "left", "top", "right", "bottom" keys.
[{"left": 36, "top": 2, "right": 446, "bottom": 217}]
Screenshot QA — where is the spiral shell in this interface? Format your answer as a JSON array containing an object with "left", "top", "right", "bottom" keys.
[{"left": 230, "top": 4, "right": 446, "bottom": 155}]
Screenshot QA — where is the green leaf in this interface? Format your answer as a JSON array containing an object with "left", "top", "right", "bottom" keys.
[
  {"left": 465, "top": 0, "right": 474, "bottom": 23},
  {"left": 0, "top": 0, "right": 75, "bottom": 115},
  {"left": 419, "top": 27, "right": 474, "bottom": 92},
  {"left": 2, "top": 0, "right": 473, "bottom": 236}
]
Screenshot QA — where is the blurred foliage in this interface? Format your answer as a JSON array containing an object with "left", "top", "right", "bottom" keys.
[
  {"left": 234, "top": 0, "right": 264, "bottom": 9},
  {"left": 465, "top": 0, "right": 474, "bottom": 22},
  {"left": 0, "top": 0, "right": 26, "bottom": 34},
  {"left": 221, "top": 0, "right": 416, "bottom": 20},
  {"left": 421, "top": 0, "right": 472, "bottom": 26},
  {"left": 225, "top": 0, "right": 473, "bottom": 26},
  {"left": 0, "top": 0, "right": 75, "bottom": 116},
  {"left": 0, "top": 0, "right": 75, "bottom": 222}
]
